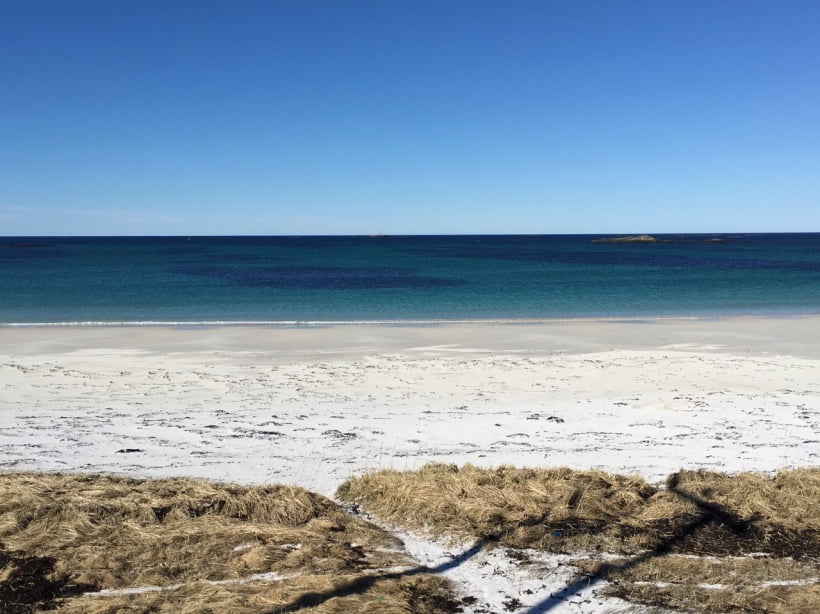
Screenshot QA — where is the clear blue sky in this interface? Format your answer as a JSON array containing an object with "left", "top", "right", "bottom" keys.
[{"left": 1, "top": 0, "right": 818, "bottom": 235}]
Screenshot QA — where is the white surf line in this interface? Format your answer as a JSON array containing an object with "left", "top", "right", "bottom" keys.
[{"left": 82, "top": 565, "right": 417, "bottom": 598}]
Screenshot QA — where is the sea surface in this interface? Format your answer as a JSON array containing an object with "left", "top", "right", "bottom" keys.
[{"left": 2, "top": 234, "right": 820, "bottom": 325}]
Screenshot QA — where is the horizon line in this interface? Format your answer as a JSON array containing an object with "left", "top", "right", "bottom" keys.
[{"left": 3, "top": 231, "right": 818, "bottom": 239}]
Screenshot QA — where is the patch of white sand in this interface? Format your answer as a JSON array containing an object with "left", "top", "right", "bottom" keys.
[{"left": 396, "top": 529, "right": 649, "bottom": 614}]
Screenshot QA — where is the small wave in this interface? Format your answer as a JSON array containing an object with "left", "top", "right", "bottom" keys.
[{"left": 2, "top": 314, "right": 780, "bottom": 329}]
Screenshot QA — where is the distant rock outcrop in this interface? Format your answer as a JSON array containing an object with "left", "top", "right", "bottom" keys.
[
  {"left": 592, "top": 235, "right": 658, "bottom": 243},
  {"left": 592, "top": 235, "right": 732, "bottom": 244}
]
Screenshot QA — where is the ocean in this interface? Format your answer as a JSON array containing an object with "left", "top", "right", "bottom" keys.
[{"left": 2, "top": 234, "right": 819, "bottom": 325}]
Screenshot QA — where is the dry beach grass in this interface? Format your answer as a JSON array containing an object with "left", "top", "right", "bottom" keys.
[
  {"left": 1, "top": 467, "right": 818, "bottom": 612},
  {"left": 338, "top": 464, "right": 820, "bottom": 612},
  {"left": 0, "top": 472, "right": 460, "bottom": 613},
  {"left": 575, "top": 555, "right": 820, "bottom": 613},
  {"left": 337, "top": 464, "right": 820, "bottom": 555}
]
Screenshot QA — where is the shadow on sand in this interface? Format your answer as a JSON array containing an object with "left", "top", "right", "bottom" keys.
[{"left": 272, "top": 472, "right": 762, "bottom": 613}]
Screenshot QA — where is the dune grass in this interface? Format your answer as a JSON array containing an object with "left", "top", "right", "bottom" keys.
[
  {"left": 4, "top": 466, "right": 818, "bottom": 612},
  {"left": 337, "top": 463, "right": 820, "bottom": 612},
  {"left": 574, "top": 555, "right": 820, "bottom": 613},
  {"left": 0, "top": 472, "right": 461, "bottom": 613}
]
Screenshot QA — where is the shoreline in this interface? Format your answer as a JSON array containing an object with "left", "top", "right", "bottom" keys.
[
  {"left": 2, "top": 310, "right": 819, "bottom": 326},
  {"left": 1, "top": 313, "right": 819, "bottom": 358}
]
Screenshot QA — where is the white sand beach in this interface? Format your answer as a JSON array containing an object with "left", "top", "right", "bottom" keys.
[
  {"left": 2, "top": 317, "right": 819, "bottom": 612},
  {"left": 1, "top": 317, "right": 818, "bottom": 495}
]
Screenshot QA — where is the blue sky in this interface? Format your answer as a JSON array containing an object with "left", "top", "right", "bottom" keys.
[{"left": 1, "top": 1, "right": 818, "bottom": 235}]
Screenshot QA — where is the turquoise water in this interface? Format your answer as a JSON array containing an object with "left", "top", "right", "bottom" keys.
[{"left": 2, "top": 234, "right": 820, "bottom": 324}]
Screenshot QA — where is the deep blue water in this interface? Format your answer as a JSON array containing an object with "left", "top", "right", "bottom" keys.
[{"left": 2, "top": 234, "right": 820, "bottom": 324}]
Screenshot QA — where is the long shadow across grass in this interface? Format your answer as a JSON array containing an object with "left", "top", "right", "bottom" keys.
[
  {"left": 525, "top": 473, "right": 752, "bottom": 612},
  {"left": 273, "top": 540, "right": 485, "bottom": 612},
  {"left": 272, "top": 511, "right": 546, "bottom": 613},
  {"left": 271, "top": 473, "right": 781, "bottom": 613}
]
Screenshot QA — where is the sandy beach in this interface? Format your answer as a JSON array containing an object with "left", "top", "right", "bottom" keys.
[
  {"left": 2, "top": 316, "right": 819, "bottom": 613},
  {"left": 2, "top": 317, "right": 818, "bottom": 496}
]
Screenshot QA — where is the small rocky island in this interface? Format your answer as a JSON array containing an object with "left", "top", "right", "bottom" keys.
[
  {"left": 592, "top": 235, "right": 731, "bottom": 244},
  {"left": 592, "top": 235, "right": 658, "bottom": 243}
]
